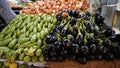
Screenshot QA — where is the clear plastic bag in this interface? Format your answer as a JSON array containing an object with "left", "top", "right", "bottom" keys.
[
  {"left": 116, "top": 0, "right": 120, "bottom": 11},
  {"left": 89, "top": 0, "right": 100, "bottom": 13}
]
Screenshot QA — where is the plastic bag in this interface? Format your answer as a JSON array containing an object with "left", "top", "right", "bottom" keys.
[
  {"left": 116, "top": 0, "right": 120, "bottom": 11},
  {"left": 88, "top": 0, "right": 100, "bottom": 13}
]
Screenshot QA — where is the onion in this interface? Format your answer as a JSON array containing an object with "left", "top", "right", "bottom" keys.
[
  {"left": 62, "top": 12, "right": 68, "bottom": 18},
  {"left": 21, "top": 0, "right": 90, "bottom": 15},
  {"left": 46, "top": 9, "right": 52, "bottom": 14}
]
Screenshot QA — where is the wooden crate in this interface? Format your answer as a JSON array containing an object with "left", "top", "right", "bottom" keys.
[{"left": 45, "top": 59, "right": 120, "bottom": 68}]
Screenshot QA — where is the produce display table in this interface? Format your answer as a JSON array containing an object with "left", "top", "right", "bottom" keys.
[
  {"left": 45, "top": 59, "right": 120, "bottom": 68},
  {"left": 0, "top": 0, "right": 120, "bottom": 68}
]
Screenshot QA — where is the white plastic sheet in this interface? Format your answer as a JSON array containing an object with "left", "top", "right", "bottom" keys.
[
  {"left": 0, "top": 58, "right": 46, "bottom": 67},
  {"left": 116, "top": 0, "right": 120, "bottom": 11}
]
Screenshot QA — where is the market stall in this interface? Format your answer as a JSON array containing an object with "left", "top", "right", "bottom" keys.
[{"left": 0, "top": 0, "right": 120, "bottom": 68}]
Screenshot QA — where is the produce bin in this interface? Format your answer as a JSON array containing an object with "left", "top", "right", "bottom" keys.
[
  {"left": 0, "top": 0, "right": 120, "bottom": 68},
  {"left": 46, "top": 60, "right": 120, "bottom": 68}
]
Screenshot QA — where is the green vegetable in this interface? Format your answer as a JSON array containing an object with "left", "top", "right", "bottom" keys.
[
  {"left": 40, "top": 30, "right": 45, "bottom": 39},
  {"left": 29, "top": 32, "right": 34, "bottom": 38},
  {"left": 32, "top": 56, "right": 38, "bottom": 62},
  {"left": 0, "top": 46, "right": 12, "bottom": 53},
  {"left": 12, "top": 31, "right": 17, "bottom": 38},
  {"left": 46, "top": 16, "right": 52, "bottom": 22},
  {"left": 18, "top": 38, "right": 29, "bottom": 44},
  {"left": 35, "top": 49, "right": 42, "bottom": 56},
  {"left": 41, "top": 45, "right": 46, "bottom": 49},
  {"left": 53, "top": 18, "right": 57, "bottom": 24},
  {"left": 8, "top": 51, "right": 17, "bottom": 62},
  {"left": 20, "top": 26, "right": 26, "bottom": 34},
  {"left": 31, "top": 34, "right": 37, "bottom": 43},
  {"left": 16, "top": 29, "right": 20, "bottom": 37},
  {"left": 34, "top": 21, "right": 37, "bottom": 27},
  {"left": 25, "top": 46, "right": 36, "bottom": 56},
  {"left": 31, "top": 16, "right": 37, "bottom": 22},
  {"left": 28, "top": 23, "right": 34, "bottom": 32},
  {"left": 49, "top": 24, "right": 54, "bottom": 29},
  {"left": 37, "top": 23, "right": 41, "bottom": 32},
  {"left": 16, "top": 22, "right": 21, "bottom": 28},
  {"left": 26, "top": 31, "right": 29, "bottom": 37},
  {"left": 26, "top": 22, "right": 31, "bottom": 30},
  {"left": 19, "top": 41, "right": 33, "bottom": 48},
  {"left": 18, "top": 53, "right": 25, "bottom": 60},
  {"left": 0, "top": 50, "right": 3, "bottom": 57},
  {"left": 24, "top": 48, "right": 29, "bottom": 53},
  {"left": 4, "top": 61, "right": 11, "bottom": 67},
  {"left": 19, "top": 33, "right": 26, "bottom": 38},
  {"left": 0, "top": 38, "right": 12, "bottom": 46},
  {"left": 8, "top": 38, "right": 17, "bottom": 48},
  {"left": 1, "top": 26, "right": 8, "bottom": 33},
  {"left": 35, "top": 16, "right": 41, "bottom": 23},
  {"left": 36, "top": 33, "right": 40, "bottom": 40},
  {"left": 5, "top": 52, "right": 11, "bottom": 59},
  {"left": 25, "top": 52, "right": 34, "bottom": 56},
  {"left": 16, "top": 48, "right": 24, "bottom": 54},
  {"left": 24, "top": 56, "right": 31, "bottom": 63},
  {"left": 10, "top": 26, "right": 16, "bottom": 32},
  {"left": 26, "top": 16, "right": 32, "bottom": 28},
  {"left": 33, "top": 27, "right": 37, "bottom": 34},
  {"left": 37, "top": 39, "right": 42, "bottom": 48},
  {"left": 44, "top": 28, "right": 49, "bottom": 35},
  {"left": 7, "top": 52, "right": 16, "bottom": 62},
  {"left": 13, "top": 43, "right": 20, "bottom": 50},
  {"left": 44, "top": 22, "right": 48, "bottom": 27},
  {"left": 20, "top": 21, "right": 26, "bottom": 29},
  {"left": 39, "top": 20, "right": 43, "bottom": 27},
  {"left": 4, "top": 32, "right": 12, "bottom": 40},
  {"left": 39, "top": 55, "right": 44, "bottom": 62},
  {"left": 0, "top": 33, "right": 4, "bottom": 41}
]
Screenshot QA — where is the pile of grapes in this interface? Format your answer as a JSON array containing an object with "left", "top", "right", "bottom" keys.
[{"left": 43, "top": 10, "right": 120, "bottom": 64}]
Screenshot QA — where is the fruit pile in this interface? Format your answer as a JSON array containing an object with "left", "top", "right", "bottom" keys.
[
  {"left": 21, "top": 0, "right": 89, "bottom": 15},
  {"left": 0, "top": 14, "right": 57, "bottom": 63},
  {"left": 43, "top": 10, "right": 120, "bottom": 64},
  {"left": 0, "top": 9, "right": 120, "bottom": 67}
]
